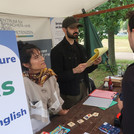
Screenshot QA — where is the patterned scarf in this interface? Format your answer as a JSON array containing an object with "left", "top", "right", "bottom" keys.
[{"left": 23, "top": 68, "right": 56, "bottom": 85}]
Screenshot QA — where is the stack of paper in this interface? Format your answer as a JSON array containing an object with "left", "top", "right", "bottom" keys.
[
  {"left": 104, "top": 76, "right": 122, "bottom": 87},
  {"left": 89, "top": 89, "right": 117, "bottom": 99},
  {"left": 83, "top": 89, "right": 117, "bottom": 109},
  {"left": 86, "top": 47, "right": 108, "bottom": 67},
  {"left": 104, "top": 76, "right": 122, "bottom": 83}
]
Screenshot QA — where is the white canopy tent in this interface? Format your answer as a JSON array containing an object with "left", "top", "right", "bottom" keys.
[{"left": 0, "top": 0, "right": 107, "bottom": 17}]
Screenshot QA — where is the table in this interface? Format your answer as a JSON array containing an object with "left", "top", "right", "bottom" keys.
[{"left": 37, "top": 86, "right": 122, "bottom": 134}]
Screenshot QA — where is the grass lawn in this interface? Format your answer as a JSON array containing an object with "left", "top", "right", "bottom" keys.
[
  {"left": 89, "top": 59, "right": 134, "bottom": 88},
  {"left": 89, "top": 37, "right": 134, "bottom": 88},
  {"left": 102, "top": 35, "right": 133, "bottom": 53},
  {"left": 89, "top": 65, "right": 112, "bottom": 88}
]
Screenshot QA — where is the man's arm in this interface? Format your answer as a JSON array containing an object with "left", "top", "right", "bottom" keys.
[
  {"left": 85, "top": 57, "right": 101, "bottom": 73},
  {"left": 78, "top": 44, "right": 101, "bottom": 74}
]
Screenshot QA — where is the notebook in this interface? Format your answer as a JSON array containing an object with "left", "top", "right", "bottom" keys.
[
  {"left": 89, "top": 89, "right": 117, "bottom": 100},
  {"left": 99, "top": 101, "right": 117, "bottom": 110},
  {"left": 83, "top": 96, "right": 112, "bottom": 108}
]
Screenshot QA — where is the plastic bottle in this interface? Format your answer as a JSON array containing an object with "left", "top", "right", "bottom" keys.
[
  {"left": 117, "top": 66, "right": 122, "bottom": 76},
  {"left": 108, "top": 76, "right": 113, "bottom": 90}
]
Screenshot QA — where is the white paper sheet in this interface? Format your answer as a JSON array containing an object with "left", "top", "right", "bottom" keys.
[{"left": 83, "top": 96, "right": 113, "bottom": 108}]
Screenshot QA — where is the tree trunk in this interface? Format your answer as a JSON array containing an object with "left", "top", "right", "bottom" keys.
[{"left": 108, "top": 30, "right": 116, "bottom": 66}]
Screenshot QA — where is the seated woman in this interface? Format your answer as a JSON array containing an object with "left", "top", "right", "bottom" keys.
[{"left": 18, "top": 41, "right": 69, "bottom": 134}]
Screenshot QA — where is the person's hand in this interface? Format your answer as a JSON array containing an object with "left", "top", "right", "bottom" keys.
[
  {"left": 73, "top": 63, "right": 87, "bottom": 74},
  {"left": 58, "top": 109, "right": 69, "bottom": 115},
  {"left": 118, "top": 98, "right": 123, "bottom": 111},
  {"left": 93, "top": 57, "right": 102, "bottom": 65}
]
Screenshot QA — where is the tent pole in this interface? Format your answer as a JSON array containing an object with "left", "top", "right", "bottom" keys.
[{"left": 74, "top": 4, "right": 134, "bottom": 18}]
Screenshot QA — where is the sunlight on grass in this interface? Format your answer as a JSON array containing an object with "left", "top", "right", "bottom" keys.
[
  {"left": 89, "top": 59, "right": 134, "bottom": 88},
  {"left": 89, "top": 67, "right": 112, "bottom": 88},
  {"left": 115, "top": 35, "right": 128, "bottom": 39},
  {"left": 102, "top": 38, "right": 132, "bottom": 52}
]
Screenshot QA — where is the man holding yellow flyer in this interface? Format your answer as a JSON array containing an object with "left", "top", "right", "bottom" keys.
[{"left": 51, "top": 16, "right": 103, "bottom": 109}]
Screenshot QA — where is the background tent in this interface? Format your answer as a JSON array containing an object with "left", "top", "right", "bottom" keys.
[{"left": 0, "top": 0, "right": 107, "bottom": 17}]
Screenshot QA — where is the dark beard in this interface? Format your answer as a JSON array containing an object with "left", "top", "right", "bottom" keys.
[{"left": 67, "top": 30, "right": 78, "bottom": 39}]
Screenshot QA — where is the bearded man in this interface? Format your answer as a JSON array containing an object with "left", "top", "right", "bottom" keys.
[{"left": 50, "top": 17, "right": 101, "bottom": 109}]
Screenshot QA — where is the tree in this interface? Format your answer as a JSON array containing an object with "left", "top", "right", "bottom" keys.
[
  {"left": 122, "top": 21, "right": 128, "bottom": 30},
  {"left": 79, "top": 0, "right": 134, "bottom": 65}
]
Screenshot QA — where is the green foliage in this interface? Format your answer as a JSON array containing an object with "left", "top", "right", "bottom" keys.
[
  {"left": 89, "top": 64, "right": 113, "bottom": 88},
  {"left": 98, "top": 64, "right": 118, "bottom": 74},
  {"left": 121, "top": 20, "right": 128, "bottom": 30},
  {"left": 88, "top": 66, "right": 105, "bottom": 88},
  {"left": 116, "top": 59, "right": 133, "bottom": 65},
  {"left": 79, "top": 0, "right": 134, "bottom": 41},
  {"left": 78, "top": 26, "right": 84, "bottom": 42},
  {"left": 79, "top": 0, "right": 134, "bottom": 66},
  {"left": 90, "top": 59, "right": 134, "bottom": 88}
]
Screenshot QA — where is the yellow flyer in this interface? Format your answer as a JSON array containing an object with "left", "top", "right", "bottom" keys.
[{"left": 86, "top": 47, "right": 108, "bottom": 67}]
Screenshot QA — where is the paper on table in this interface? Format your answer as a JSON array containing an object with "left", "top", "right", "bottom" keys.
[
  {"left": 89, "top": 89, "right": 117, "bottom": 100},
  {"left": 86, "top": 47, "right": 108, "bottom": 67},
  {"left": 83, "top": 96, "right": 112, "bottom": 108},
  {"left": 105, "top": 76, "right": 122, "bottom": 80},
  {"left": 99, "top": 101, "right": 117, "bottom": 110}
]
